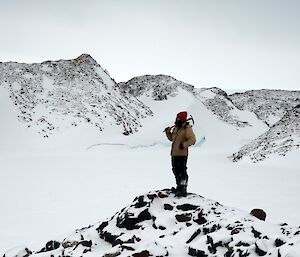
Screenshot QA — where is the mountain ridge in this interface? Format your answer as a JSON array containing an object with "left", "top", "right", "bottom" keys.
[{"left": 1, "top": 54, "right": 299, "bottom": 160}]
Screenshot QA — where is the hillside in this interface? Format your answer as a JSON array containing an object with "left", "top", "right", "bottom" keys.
[
  {"left": 1, "top": 54, "right": 299, "bottom": 160},
  {"left": 232, "top": 104, "right": 300, "bottom": 162},
  {"left": 0, "top": 54, "right": 152, "bottom": 144},
  {"left": 229, "top": 89, "right": 300, "bottom": 126},
  {"left": 5, "top": 189, "right": 300, "bottom": 257}
]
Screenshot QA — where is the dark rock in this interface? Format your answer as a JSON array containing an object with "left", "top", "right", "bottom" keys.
[
  {"left": 116, "top": 209, "right": 152, "bottom": 230},
  {"left": 250, "top": 209, "right": 266, "bottom": 221},
  {"left": 99, "top": 230, "right": 121, "bottom": 244},
  {"left": 159, "top": 225, "right": 166, "bottom": 230},
  {"left": 251, "top": 227, "right": 262, "bottom": 238},
  {"left": 176, "top": 213, "right": 192, "bottom": 222},
  {"left": 275, "top": 239, "right": 286, "bottom": 247},
  {"left": 176, "top": 204, "right": 198, "bottom": 211},
  {"left": 158, "top": 192, "right": 168, "bottom": 198},
  {"left": 231, "top": 228, "right": 241, "bottom": 235},
  {"left": 39, "top": 240, "right": 61, "bottom": 252},
  {"left": 74, "top": 240, "right": 92, "bottom": 250},
  {"left": 207, "top": 235, "right": 222, "bottom": 254},
  {"left": 164, "top": 204, "right": 173, "bottom": 210},
  {"left": 133, "top": 250, "right": 150, "bottom": 257},
  {"left": 134, "top": 196, "right": 148, "bottom": 208},
  {"left": 121, "top": 245, "right": 135, "bottom": 251},
  {"left": 147, "top": 194, "right": 157, "bottom": 200},
  {"left": 255, "top": 243, "right": 267, "bottom": 256},
  {"left": 186, "top": 228, "right": 201, "bottom": 244},
  {"left": 193, "top": 210, "right": 207, "bottom": 225},
  {"left": 203, "top": 224, "right": 221, "bottom": 235},
  {"left": 236, "top": 241, "right": 250, "bottom": 247},
  {"left": 97, "top": 221, "right": 108, "bottom": 231},
  {"left": 188, "top": 247, "right": 208, "bottom": 257},
  {"left": 224, "top": 248, "right": 234, "bottom": 257}
]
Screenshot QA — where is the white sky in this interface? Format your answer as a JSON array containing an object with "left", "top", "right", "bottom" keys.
[{"left": 0, "top": 0, "right": 299, "bottom": 90}]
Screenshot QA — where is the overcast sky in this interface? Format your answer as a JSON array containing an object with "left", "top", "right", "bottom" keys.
[{"left": 1, "top": 0, "right": 299, "bottom": 90}]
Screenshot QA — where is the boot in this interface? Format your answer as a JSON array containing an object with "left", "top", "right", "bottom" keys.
[{"left": 175, "top": 184, "right": 187, "bottom": 197}]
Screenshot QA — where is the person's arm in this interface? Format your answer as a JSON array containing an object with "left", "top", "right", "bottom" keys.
[
  {"left": 165, "top": 127, "right": 173, "bottom": 141},
  {"left": 183, "top": 127, "right": 196, "bottom": 148}
]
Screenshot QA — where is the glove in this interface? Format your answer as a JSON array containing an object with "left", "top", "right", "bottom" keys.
[
  {"left": 179, "top": 143, "right": 184, "bottom": 150},
  {"left": 164, "top": 127, "right": 171, "bottom": 132}
]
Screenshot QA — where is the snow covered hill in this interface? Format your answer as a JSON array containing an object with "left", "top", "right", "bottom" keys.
[
  {"left": 0, "top": 54, "right": 152, "bottom": 147},
  {"left": 229, "top": 89, "right": 300, "bottom": 126},
  {"left": 1, "top": 54, "right": 299, "bottom": 160},
  {"left": 231, "top": 104, "right": 300, "bottom": 162},
  {"left": 5, "top": 189, "right": 300, "bottom": 257},
  {"left": 118, "top": 74, "right": 194, "bottom": 100}
]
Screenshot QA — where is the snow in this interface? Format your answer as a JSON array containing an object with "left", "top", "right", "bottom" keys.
[
  {"left": 1, "top": 55, "right": 299, "bottom": 256},
  {"left": 1, "top": 145, "right": 299, "bottom": 255}
]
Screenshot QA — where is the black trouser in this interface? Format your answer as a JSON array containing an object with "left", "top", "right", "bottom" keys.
[{"left": 171, "top": 156, "right": 188, "bottom": 192}]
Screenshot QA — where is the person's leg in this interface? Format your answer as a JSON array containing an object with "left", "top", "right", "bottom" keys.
[
  {"left": 171, "top": 156, "right": 180, "bottom": 191},
  {"left": 175, "top": 156, "right": 188, "bottom": 196}
]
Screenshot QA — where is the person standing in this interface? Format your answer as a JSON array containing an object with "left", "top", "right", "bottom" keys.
[{"left": 164, "top": 112, "right": 196, "bottom": 197}]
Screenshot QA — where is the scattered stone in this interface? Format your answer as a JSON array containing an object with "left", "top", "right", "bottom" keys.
[
  {"left": 188, "top": 247, "right": 208, "bottom": 257},
  {"left": 158, "top": 192, "right": 168, "bottom": 198},
  {"left": 255, "top": 243, "right": 267, "bottom": 256},
  {"left": 147, "top": 194, "right": 157, "bottom": 200},
  {"left": 186, "top": 228, "right": 201, "bottom": 244},
  {"left": 132, "top": 250, "right": 150, "bottom": 257},
  {"left": 275, "top": 238, "right": 286, "bottom": 247},
  {"left": 163, "top": 204, "right": 173, "bottom": 210},
  {"left": 176, "top": 204, "right": 198, "bottom": 211},
  {"left": 134, "top": 196, "right": 148, "bottom": 208},
  {"left": 250, "top": 209, "right": 266, "bottom": 221},
  {"left": 39, "top": 240, "right": 60, "bottom": 253},
  {"left": 116, "top": 209, "right": 152, "bottom": 230},
  {"left": 251, "top": 227, "right": 262, "bottom": 238},
  {"left": 175, "top": 213, "right": 192, "bottom": 222}
]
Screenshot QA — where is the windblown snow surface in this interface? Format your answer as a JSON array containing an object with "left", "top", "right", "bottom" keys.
[{"left": 1, "top": 55, "right": 299, "bottom": 256}]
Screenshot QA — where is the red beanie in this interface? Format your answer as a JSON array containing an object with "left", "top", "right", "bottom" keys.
[{"left": 176, "top": 111, "right": 188, "bottom": 122}]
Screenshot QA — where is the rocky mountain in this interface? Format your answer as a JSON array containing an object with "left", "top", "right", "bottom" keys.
[
  {"left": 232, "top": 104, "right": 300, "bottom": 162},
  {"left": 5, "top": 189, "right": 300, "bottom": 257},
  {"left": 195, "top": 87, "right": 256, "bottom": 128},
  {"left": 229, "top": 89, "right": 300, "bottom": 126},
  {"left": 118, "top": 74, "right": 194, "bottom": 100},
  {"left": 1, "top": 54, "right": 299, "bottom": 160},
  {"left": 119, "top": 75, "right": 262, "bottom": 130},
  {"left": 0, "top": 54, "right": 152, "bottom": 137}
]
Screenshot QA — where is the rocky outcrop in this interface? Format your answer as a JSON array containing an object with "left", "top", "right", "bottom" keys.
[
  {"left": 229, "top": 89, "right": 300, "bottom": 126},
  {"left": 0, "top": 54, "right": 152, "bottom": 137},
  {"left": 232, "top": 105, "right": 300, "bottom": 162},
  {"left": 5, "top": 189, "right": 300, "bottom": 257},
  {"left": 118, "top": 74, "right": 194, "bottom": 100},
  {"left": 195, "top": 87, "right": 253, "bottom": 128}
]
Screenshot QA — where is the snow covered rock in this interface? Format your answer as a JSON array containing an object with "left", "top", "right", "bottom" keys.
[
  {"left": 0, "top": 54, "right": 152, "bottom": 137},
  {"left": 232, "top": 104, "right": 300, "bottom": 162},
  {"left": 229, "top": 89, "right": 300, "bottom": 126},
  {"left": 5, "top": 189, "right": 300, "bottom": 257},
  {"left": 195, "top": 87, "right": 255, "bottom": 128},
  {"left": 118, "top": 74, "right": 194, "bottom": 101}
]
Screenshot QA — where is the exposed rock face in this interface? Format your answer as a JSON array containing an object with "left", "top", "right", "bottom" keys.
[
  {"left": 229, "top": 89, "right": 300, "bottom": 126},
  {"left": 118, "top": 74, "right": 195, "bottom": 100},
  {"left": 250, "top": 208, "right": 267, "bottom": 221},
  {"left": 0, "top": 54, "right": 152, "bottom": 137},
  {"left": 232, "top": 105, "right": 300, "bottom": 162},
  {"left": 195, "top": 87, "right": 253, "bottom": 128},
  {"left": 5, "top": 189, "right": 300, "bottom": 257}
]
